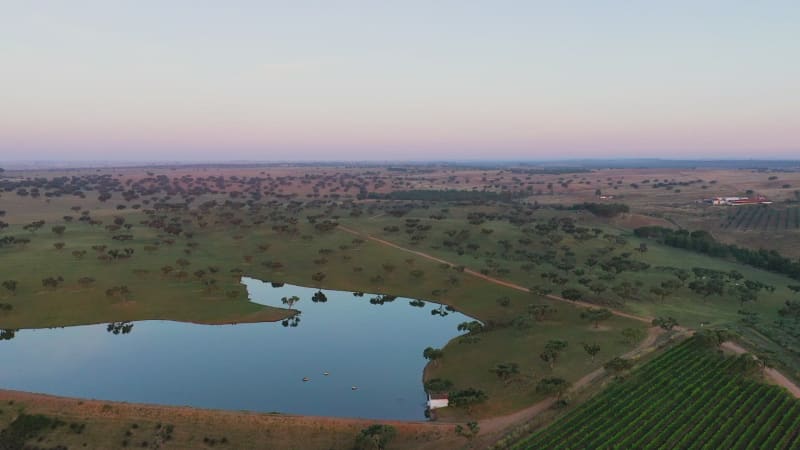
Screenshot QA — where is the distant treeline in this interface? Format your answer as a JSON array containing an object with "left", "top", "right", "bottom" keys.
[
  {"left": 549, "top": 202, "right": 630, "bottom": 218},
  {"left": 508, "top": 167, "right": 593, "bottom": 175},
  {"left": 366, "top": 189, "right": 520, "bottom": 202},
  {"left": 634, "top": 226, "right": 800, "bottom": 280}
]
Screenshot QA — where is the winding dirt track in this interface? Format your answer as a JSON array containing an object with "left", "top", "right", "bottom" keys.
[
  {"left": 721, "top": 342, "right": 800, "bottom": 398},
  {"left": 339, "top": 225, "right": 800, "bottom": 410},
  {"left": 340, "top": 225, "right": 652, "bottom": 324},
  {"left": 478, "top": 326, "right": 663, "bottom": 434}
]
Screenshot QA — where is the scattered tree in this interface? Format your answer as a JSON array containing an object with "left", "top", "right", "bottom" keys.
[
  {"left": 540, "top": 339, "right": 568, "bottom": 369},
  {"left": 423, "top": 347, "right": 444, "bottom": 366},
  {"left": 604, "top": 357, "right": 634, "bottom": 373},
  {"left": 424, "top": 378, "right": 453, "bottom": 393},
  {"left": 583, "top": 343, "right": 601, "bottom": 362},
  {"left": 489, "top": 362, "right": 520, "bottom": 380},
  {"left": 621, "top": 327, "right": 645, "bottom": 344},
  {"left": 580, "top": 308, "right": 612, "bottom": 328},
  {"left": 448, "top": 388, "right": 488, "bottom": 413},
  {"left": 561, "top": 288, "right": 583, "bottom": 301},
  {"left": 454, "top": 421, "right": 480, "bottom": 445},
  {"left": 281, "top": 295, "right": 300, "bottom": 309},
  {"left": 2, "top": 280, "right": 17, "bottom": 296},
  {"left": 536, "top": 377, "right": 570, "bottom": 399},
  {"left": 652, "top": 316, "right": 678, "bottom": 330},
  {"left": 354, "top": 424, "right": 397, "bottom": 450},
  {"left": 457, "top": 321, "right": 484, "bottom": 335}
]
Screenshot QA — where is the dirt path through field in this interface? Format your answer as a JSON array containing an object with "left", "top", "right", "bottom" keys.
[
  {"left": 339, "top": 225, "right": 651, "bottom": 323},
  {"left": 339, "top": 225, "right": 800, "bottom": 411},
  {"left": 477, "top": 326, "right": 662, "bottom": 435},
  {"left": 721, "top": 342, "right": 800, "bottom": 399}
]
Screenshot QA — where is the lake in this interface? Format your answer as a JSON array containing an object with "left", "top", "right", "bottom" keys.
[{"left": 0, "top": 278, "right": 470, "bottom": 420}]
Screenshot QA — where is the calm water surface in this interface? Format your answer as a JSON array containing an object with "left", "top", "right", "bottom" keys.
[{"left": 0, "top": 278, "right": 470, "bottom": 419}]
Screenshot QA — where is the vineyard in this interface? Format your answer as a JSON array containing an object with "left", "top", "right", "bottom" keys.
[
  {"left": 722, "top": 206, "right": 800, "bottom": 232},
  {"left": 513, "top": 339, "right": 800, "bottom": 449}
]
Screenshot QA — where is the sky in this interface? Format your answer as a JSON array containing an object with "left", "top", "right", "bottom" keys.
[{"left": 1, "top": 1, "right": 798, "bottom": 161}]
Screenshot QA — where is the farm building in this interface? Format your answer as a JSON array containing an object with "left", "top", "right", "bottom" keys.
[
  {"left": 427, "top": 393, "right": 449, "bottom": 410},
  {"left": 708, "top": 196, "right": 772, "bottom": 206}
]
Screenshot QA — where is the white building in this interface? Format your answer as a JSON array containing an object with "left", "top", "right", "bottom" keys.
[{"left": 427, "top": 393, "right": 449, "bottom": 410}]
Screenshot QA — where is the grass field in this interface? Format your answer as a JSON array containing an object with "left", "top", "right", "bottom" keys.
[
  {"left": 513, "top": 337, "right": 800, "bottom": 449},
  {"left": 0, "top": 195, "right": 649, "bottom": 420},
  {"left": 0, "top": 390, "right": 459, "bottom": 450},
  {"left": 3, "top": 164, "right": 800, "bottom": 448},
  {"left": 340, "top": 207, "right": 799, "bottom": 329}
]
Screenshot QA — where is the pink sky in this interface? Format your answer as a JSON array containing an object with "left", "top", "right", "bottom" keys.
[{"left": 1, "top": 1, "right": 798, "bottom": 161}]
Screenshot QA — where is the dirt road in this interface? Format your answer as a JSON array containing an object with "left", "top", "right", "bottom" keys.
[
  {"left": 721, "top": 342, "right": 800, "bottom": 399},
  {"left": 477, "top": 326, "right": 663, "bottom": 436},
  {"left": 340, "top": 225, "right": 652, "bottom": 323},
  {"left": 339, "top": 225, "right": 800, "bottom": 410}
]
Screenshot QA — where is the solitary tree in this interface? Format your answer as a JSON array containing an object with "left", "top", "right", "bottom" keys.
[
  {"left": 424, "top": 378, "right": 453, "bottom": 393},
  {"left": 281, "top": 295, "right": 300, "bottom": 309},
  {"left": 489, "top": 362, "right": 520, "bottom": 380},
  {"left": 674, "top": 269, "right": 691, "bottom": 286},
  {"left": 731, "top": 353, "right": 766, "bottom": 378},
  {"left": 311, "top": 272, "right": 326, "bottom": 284},
  {"left": 454, "top": 421, "right": 480, "bottom": 446},
  {"left": 662, "top": 279, "right": 682, "bottom": 293},
  {"left": 540, "top": 340, "right": 568, "bottom": 369},
  {"left": 561, "top": 288, "right": 583, "bottom": 301},
  {"left": 604, "top": 357, "right": 634, "bottom": 374},
  {"left": 41, "top": 276, "right": 64, "bottom": 289},
  {"left": 2, "top": 280, "right": 17, "bottom": 296},
  {"left": 528, "top": 304, "right": 558, "bottom": 321},
  {"left": 589, "top": 282, "right": 607, "bottom": 296},
  {"left": 457, "top": 321, "right": 484, "bottom": 335},
  {"left": 688, "top": 278, "right": 725, "bottom": 298},
  {"left": 580, "top": 308, "right": 612, "bottom": 328},
  {"left": 354, "top": 424, "right": 397, "bottom": 450},
  {"left": 621, "top": 327, "right": 645, "bottom": 344},
  {"left": 423, "top": 347, "right": 444, "bottom": 366},
  {"left": 536, "top": 377, "right": 570, "bottom": 399},
  {"left": 649, "top": 286, "right": 669, "bottom": 302},
  {"left": 77, "top": 277, "right": 95, "bottom": 288},
  {"left": 583, "top": 343, "right": 601, "bottom": 362},
  {"left": 448, "top": 388, "right": 488, "bottom": 414},
  {"left": 652, "top": 316, "right": 678, "bottom": 331}
]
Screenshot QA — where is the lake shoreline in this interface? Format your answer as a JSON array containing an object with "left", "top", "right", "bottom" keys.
[
  {"left": 0, "top": 281, "right": 470, "bottom": 421},
  {"left": 0, "top": 387, "right": 464, "bottom": 449},
  {"left": 0, "top": 388, "right": 446, "bottom": 425}
]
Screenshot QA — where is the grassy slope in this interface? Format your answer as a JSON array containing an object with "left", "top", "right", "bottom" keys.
[
  {"left": 0, "top": 219, "right": 290, "bottom": 329},
  {"left": 0, "top": 390, "right": 458, "bottom": 450},
  {"left": 0, "top": 198, "right": 647, "bottom": 420},
  {"left": 4, "top": 189, "right": 799, "bottom": 424},
  {"left": 341, "top": 208, "right": 798, "bottom": 330},
  {"left": 513, "top": 338, "right": 800, "bottom": 449}
]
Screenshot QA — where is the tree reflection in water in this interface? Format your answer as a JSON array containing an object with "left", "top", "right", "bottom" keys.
[
  {"left": 106, "top": 322, "right": 134, "bottom": 335},
  {"left": 0, "top": 329, "right": 17, "bottom": 340}
]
